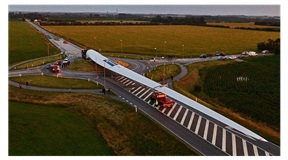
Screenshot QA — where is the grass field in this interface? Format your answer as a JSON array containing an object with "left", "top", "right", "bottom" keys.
[
  {"left": 9, "top": 86, "right": 197, "bottom": 155},
  {"left": 43, "top": 25, "right": 279, "bottom": 57},
  {"left": 9, "top": 101, "right": 114, "bottom": 156},
  {"left": 9, "top": 21, "right": 59, "bottom": 65},
  {"left": 146, "top": 64, "right": 181, "bottom": 82},
  {"left": 203, "top": 55, "right": 280, "bottom": 130},
  {"left": 12, "top": 54, "right": 65, "bottom": 70},
  {"left": 207, "top": 22, "right": 280, "bottom": 29},
  {"left": 173, "top": 55, "right": 280, "bottom": 144},
  {"left": 10, "top": 75, "right": 103, "bottom": 89}
]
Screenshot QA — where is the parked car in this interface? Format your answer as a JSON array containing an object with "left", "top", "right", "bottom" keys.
[
  {"left": 218, "top": 56, "right": 226, "bottom": 60},
  {"left": 199, "top": 54, "right": 207, "bottom": 58},
  {"left": 220, "top": 52, "right": 225, "bottom": 56},
  {"left": 215, "top": 51, "right": 220, "bottom": 56},
  {"left": 237, "top": 55, "right": 245, "bottom": 59},
  {"left": 228, "top": 56, "right": 237, "bottom": 60},
  {"left": 242, "top": 51, "right": 248, "bottom": 55},
  {"left": 261, "top": 50, "right": 269, "bottom": 54},
  {"left": 248, "top": 51, "right": 257, "bottom": 56}
]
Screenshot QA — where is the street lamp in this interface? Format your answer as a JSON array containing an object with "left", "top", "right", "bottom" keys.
[
  {"left": 94, "top": 37, "right": 96, "bottom": 50},
  {"left": 120, "top": 39, "right": 123, "bottom": 53},
  {"left": 154, "top": 48, "right": 157, "bottom": 58},
  {"left": 182, "top": 45, "right": 184, "bottom": 58}
]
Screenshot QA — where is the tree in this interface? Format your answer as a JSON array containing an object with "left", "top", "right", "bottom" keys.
[{"left": 257, "top": 38, "right": 280, "bottom": 55}]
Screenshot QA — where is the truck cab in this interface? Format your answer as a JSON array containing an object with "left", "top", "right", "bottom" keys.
[{"left": 150, "top": 91, "right": 175, "bottom": 108}]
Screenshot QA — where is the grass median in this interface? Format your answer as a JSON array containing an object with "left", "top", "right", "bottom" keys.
[
  {"left": 10, "top": 75, "right": 103, "bottom": 89},
  {"left": 145, "top": 64, "right": 181, "bottom": 82}
]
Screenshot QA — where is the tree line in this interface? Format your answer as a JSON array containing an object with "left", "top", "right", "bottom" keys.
[{"left": 257, "top": 38, "right": 280, "bottom": 54}]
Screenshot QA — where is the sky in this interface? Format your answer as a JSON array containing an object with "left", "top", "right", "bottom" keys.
[{"left": 9, "top": 5, "right": 280, "bottom": 16}]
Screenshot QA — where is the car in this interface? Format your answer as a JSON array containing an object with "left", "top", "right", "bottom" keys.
[
  {"left": 218, "top": 56, "right": 226, "bottom": 60},
  {"left": 220, "top": 52, "right": 225, "bottom": 56},
  {"left": 248, "top": 51, "right": 257, "bottom": 56},
  {"left": 46, "top": 63, "right": 52, "bottom": 69},
  {"left": 237, "top": 55, "right": 245, "bottom": 59},
  {"left": 53, "top": 60, "right": 62, "bottom": 66},
  {"left": 228, "top": 56, "right": 237, "bottom": 60},
  {"left": 242, "top": 51, "right": 248, "bottom": 55},
  {"left": 199, "top": 54, "right": 207, "bottom": 58},
  {"left": 215, "top": 51, "right": 220, "bottom": 56},
  {"left": 261, "top": 50, "right": 269, "bottom": 54}
]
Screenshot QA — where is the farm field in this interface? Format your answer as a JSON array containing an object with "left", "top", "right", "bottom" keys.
[
  {"left": 174, "top": 55, "right": 280, "bottom": 144},
  {"left": 43, "top": 25, "right": 279, "bottom": 57},
  {"left": 202, "top": 55, "right": 280, "bottom": 130},
  {"left": 9, "top": 86, "right": 197, "bottom": 155},
  {"left": 9, "top": 21, "right": 59, "bottom": 65},
  {"left": 207, "top": 22, "right": 280, "bottom": 29}
]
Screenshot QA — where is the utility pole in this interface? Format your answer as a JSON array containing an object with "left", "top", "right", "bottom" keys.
[
  {"left": 120, "top": 39, "right": 123, "bottom": 53},
  {"left": 94, "top": 37, "right": 96, "bottom": 50}
]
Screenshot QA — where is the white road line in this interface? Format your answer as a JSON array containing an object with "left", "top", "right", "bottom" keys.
[
  {"left": 143, "top": 92, "right": 153, "bottom": 101},
  {"left": 132, "top": 82, "right": 135, "bottom": 86},
  {"left": 232, "top": 134, "right": 237, "bottom": 156},
  {"left": 242, "top": 139, "right": 248, "bottom": 156},
  {"left": 253, "top": 145, "right": 259, "bottom": 156},
  {"left": 161, "top": 107, "right": 167, "bottom": 113},
  {"left": 212, "top": 124, "right": 217, "bottom": 145},
  {"left": 180, "top": 109, "right": 188, "bottom": 125},
  {"left": 167, "top": 103, "right": 177, "bottom": 117},
  {"left": 203, "top": 120, "right": 209, "bottom": 140},
  {"left": 135, "top": 88, "right": 146, "bottom": 96},
  {"left": 265, "top": 151, "right": 270, "bottom": 156},
  {"left": 173, "top": 105, "right": 183, "bottom": 120},
  {"left": 122, "top": 79, "right": 130, "bottom": 85},
  {"left": 132, "top": 86, "right": 142, "bottom": 94},
  {"left": 139, "top": 88, "right": 151, "bottom": 99},
  {"left": 195, "top": 116, "right": 202, "bottom": 134},
  {"left": 126, "top": 81, "right": 133, "bottom": 86},
  {"left": 117, "top": 76, "right": 124, "bottom": 80},
  {"left": 147, "top": 100, "right": 151, "bottom": 104},
  {"left": 222, "top": 129, "right": 226, "bottom": 152},
  {"left": 120, "top": 77, "right": 127, "bottom": 83},
  {"left": 187, "top": 112, "right": 195, "bottom": 130}
]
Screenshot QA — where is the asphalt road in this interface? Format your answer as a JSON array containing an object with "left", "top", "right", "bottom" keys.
[{"left": 8, "top": 20, "right": 280, "bottom": 156}]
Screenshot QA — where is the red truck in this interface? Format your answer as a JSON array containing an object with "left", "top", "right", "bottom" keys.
[{"left": 150, "top": 91, "right": 175, "bottom": 108}]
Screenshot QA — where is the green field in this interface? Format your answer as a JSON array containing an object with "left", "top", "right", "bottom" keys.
[
  {"left": 43, "top": 25, "right": 279, "bottom": 57},
  {"left": 9, "top": 101, "right": 114, "bottom": 156},
  {"left": 9, "top": 21, "right": 59, "bottom": 65},
  {"left": 202, "top": 55, "right": 280, "bottom": 131},
  {"left": 10, "top": 75, "right": 103, "bottom": 89},
  {"left": 9, "top": 86, "right": 197, "bottom": 155}
]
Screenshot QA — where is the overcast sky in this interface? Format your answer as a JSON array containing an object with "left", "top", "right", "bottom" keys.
[{"left": 9, "top": 5, "right": 280, "bottom": 16}]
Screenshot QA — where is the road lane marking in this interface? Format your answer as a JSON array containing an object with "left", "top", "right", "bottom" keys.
[
  {"left": 203, "top": 120, "right": 209, "bottom": 140},
  {"left": 265, "top": 151, "right": 270, "bottom": 156},
  {"left": 180, "top": 109, "right": 188, "bottom": 125},
  {"left": 187, "top": 112, "right": 195, "bottom": 130},
  {"left": 232, "top": 134, "right": 237, "bottom": 156},
  {"left": 242, "top": 139, "right": 248, "bottom": 156},
  {"left": 117, "top": 76, "right": 124, "bottom": 80},
  {"left": 120, "top": 77, "right": 127, "bottom": 83},
  {"left": 135, "top": 88, "right": 146, "bottom": 96},
  {"left": 173, "top": 105, "right": 183, "bottom": 120},
  {"left": 122, "top": 79, "right": 130, "bottom": 85},
  {"left": 126, "top": 81, "right": 133, "bottom": 86},
  {"left": 143, "top": 92, "right": 153, "bottom": 101},
  {"left": 222, "top": 129, "right": 226, "bottom": 152},
  {"left": 132, "top": 82, "right": 135, "bottom": 86},
  {"left": 167, "top": 103, "right": 177, "bottom": 117},
  {"left": 253, "top": 145, "right": 259, "bottom": 156},
  {"left": 132, "top": 86, "right": 142, "bottom": 94},
  {"left": 212, "top": 124, "right": 217, "bottom": 145},
  {"left": 161, "top": 107, "right": 167, "bottom": 113},
  {"left": 139, "top": 89, "right": 151, "bottom": 99},
  {"left": 194, "top": 116, "right": 202, "bottom": 134}
]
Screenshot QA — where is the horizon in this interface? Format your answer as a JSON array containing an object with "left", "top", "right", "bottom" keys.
[{"left": 9, "top": 5, "right": 280, "bottom": 17}]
